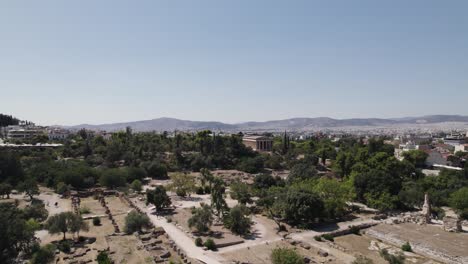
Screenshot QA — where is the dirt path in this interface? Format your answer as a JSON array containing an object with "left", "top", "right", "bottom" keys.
[{"left": 132, "top": 198, "right": 225, "bottom": 264}]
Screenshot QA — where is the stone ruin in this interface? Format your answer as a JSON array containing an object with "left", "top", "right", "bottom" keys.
[
  {"left": 442, "top": 216, "right": 462, "bottom": 232},
  {"left": 421, "top": 193, "right": 431, "bottom": 224}
]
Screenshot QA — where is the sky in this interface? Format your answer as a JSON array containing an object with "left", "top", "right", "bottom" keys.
[{"left": 1, "top": 1, "right": 467, "bottom": 126}]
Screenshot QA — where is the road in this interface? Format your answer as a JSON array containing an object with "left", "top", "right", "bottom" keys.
[{"left": 132, "top": 198, "right": 225, "bottom": 264}]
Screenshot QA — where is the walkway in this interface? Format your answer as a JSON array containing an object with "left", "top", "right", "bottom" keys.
[{"left": 132, "top": 198, "right": 225, "bottom": 264}]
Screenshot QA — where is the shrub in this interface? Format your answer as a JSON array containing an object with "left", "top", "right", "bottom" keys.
[
  {"left": 30, "top": 244, "right": 56, "bottom": 264},
  {"left": 349, "top": 225, "right": 361, "bottom": 235},
  {"left": 124, "top": 211, "right": 151, "bottom": 234},
  {"left": 352, "top": 255, "right": 374, "bottom": 264},
  {"left": 195, "top": 237, "right": 203, "bottom": 247},
  {"left": 271, "top": 247, "right": 304, "bottom": 264},
  {"left": 204, "top": 186, "right": 211, "bottom": 194},
  {"left": 196, "top": 186, "right": 205, "bottom": 195},
  {"left": 314, "top": 235, "right": 322, "bottom": 242},
  {"left": 79, "top": 206, "right": 91, "bottom": 214},
  {"left": 93, "top": 217, "right": 101, "bottom": 226},
  {"left": 322, "top": 234, "right": 334, "bottom": 242},
  {"left": 379, "top": 249, "right": 405, "bottom": 264},
  {"left": 57, "top": 240, "right": 71, "bottom": 253},
  {"left": 97, "top": 251, "right": 111, "bottom": 264},
  {"left": 204, "top": 238, "right": 216, "bottom": 250},
  {"left": 401, "top": 242, "right": 412, "bottom": 252}
]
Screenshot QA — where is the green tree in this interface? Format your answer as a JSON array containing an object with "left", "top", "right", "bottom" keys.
[
  {"left": 312, "top": 178, "right": 353, "bottom": 219},
  {"left": 99, "top": 169, "right": 127, "bottom": 189},
  {"left": 55, "top": 182, "right": 69, "bottom": 195},
  {"left": 223, "top": 205, "right": 252, "bottom": 235},
  {"left": 169, "top": 173, "right": 196, "bottom": 197},
  {"left": 0, "top": 203, "right": 36, "bottom": 261},
  {"left": 230, "top": 181, "right": 252, "bottom": 205},
  {"left": 211, "top": 177, "right": 228, "bottom": 217},
  {"left": 146, "top": 185, "right": 172, "bottom": 212},
  {"left": 18, "top": 177, "right": 39, "bottom": 200},
  {"left": 271, "top": 247, "right": 304, "bottom": 264},
  {"left": 124, "top": 211, "right": 151, "bottom": 234},
  {"left": 402, "top": 150, "right": 428, "bottom": 168},
  {"left": 0, "top": 183, "right": 12, "bottom": 199},
  {"left": 188, "top": 204, "right": 213, "bottom": 233},
  {"left": 146, "top": 162, "right": 168, "bottom": 179},
  {"left": 30, "top": 244, "right": 56, "bottom": 264},
  {"left": 449, "top": 187, "right": 468, "bottom": 219},
  {"left": 131, "top": 179, "right": 143, "bottom": 193},
  {"left": 288, "top": 163, "right": 317, "bottom": 183},
  {"left": 45, "top": 212, "right": 86, "bottom": 240}
]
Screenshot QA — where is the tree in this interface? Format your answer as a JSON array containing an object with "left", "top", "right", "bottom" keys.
[
  {"left": 0, "top": 203, "right": 36, "bottom": 261},
  {"left": 402, "top": 150, "right": 428, "bottom": 168},
  {"left": 288, "top": 163, "right": 317, "bottom": 183},
  {"left": 124, "top": 211, "right": 151, "bottom": 234},
  {"left": 30, "top": 244, "right": 56, "bottom": 264},
  {"left": 99, "top": 169, "right": 127, "bottom": 189},
  {"left": 200, "top": 168, "right": 214, "bottom": 190},
  {"left": 449, "top": 187, "right": 468, "bottom": 219},
  {"left": 146, "top": 162, "right": 168, "bottom": 179},
  {"left": 188, "top": 203, "right": 213, "bottom": 233},
  {"left": 131, "top": 179, "right": 142, "bottom": 193},
  {"left": 45, "top": 212, "right": 86, "bottom": 240},
  {"left": 146, "top": 186, "right": 171, "bottom": 212},
  {"left": 254, "top": 174, "right": 278, "bottom": 190},
  {"left": 169, "top": 173, "right": 196, "bottom": 197},
  {"left": 223, "top": 205, "right": 252, "bottom": 235},
  {"left": 272, "top": 189, "right": 325, "bottom": 225},
  {"left": 271, "top": 247, "right": 304, "bottom": 264},
  {"left": 211, "top": 177, "right": 228, "bottom": 217},
  {"left": 0, "top": 183, "right": 12, "bottom": 199},
  {"left": 313, "top": 178, "right": 353, "bottom": 219},
  {"left": 230, "top": 181, "right": 252, "bottom": 204},
  {"left": 69, "top": 214, "right": 89, "bottom": 238},
  {"left": 55, "top": 182, "right": 70, "bottom": 196},
  {"left": 18, "top": 177, "right": 39, "bottom": 200}
]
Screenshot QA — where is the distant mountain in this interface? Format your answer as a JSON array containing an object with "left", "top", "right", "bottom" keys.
[{"left": 66, "top": 115, "right": 468, "bottom": 132}]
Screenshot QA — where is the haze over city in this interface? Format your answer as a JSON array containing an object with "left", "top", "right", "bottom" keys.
[{"left": 1, "top": 1, "right": 468, "bottom": 126}]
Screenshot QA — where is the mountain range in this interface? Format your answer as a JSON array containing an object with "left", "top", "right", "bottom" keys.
[{"left": 66, "top": 115, "right": 468, "bottom": 132}]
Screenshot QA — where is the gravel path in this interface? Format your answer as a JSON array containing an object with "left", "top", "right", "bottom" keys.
[{"left": 132, "top": 198, "right": 225, "bottom": 264}]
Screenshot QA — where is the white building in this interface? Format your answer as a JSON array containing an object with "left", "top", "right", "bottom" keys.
[
  {"left": 4, "top": 125, "right": 46, "bottom": 139},
  {"left": 47, "top": 128, "right": 70, "bottom": 140},
  {"left": 454, "top": 144, "right": 468, "bottom": 153}
]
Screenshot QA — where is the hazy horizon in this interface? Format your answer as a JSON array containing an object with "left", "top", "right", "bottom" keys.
[{"left": 2, "top": 1, "right": 468, "bottom": 125}]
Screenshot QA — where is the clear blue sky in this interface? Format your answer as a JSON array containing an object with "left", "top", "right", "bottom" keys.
[{"left": 1, "top": 1, "right": 467, "bottom": 125}]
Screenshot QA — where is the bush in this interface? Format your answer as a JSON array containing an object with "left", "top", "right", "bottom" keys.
[
  {"left": 57, "top": 240, "right": 71, "bottom": 253},
  {"left": 79, "top": 206, "right": 91, "bottom": 214},
  {"left": 349, "top": 225, "right": 361, "bottom": 235},
  {"left": 93, "top": 217, "right": 101, "bottom": 226},
  {"left": 97, "top": 251, "right": 111, "bottom": 264},
  {"left": 352, "top": 255, "right": 374, "bottom": 264},
  {"left": 401, "top": 241, "right": 412, "bottom": 252},
  {"left": 314, "top": 235, "right": 322, "bottom": 242},
  {"left": 30, "top": 244, "right": 56, "bottom": 264},
  {"left": 379, "top": 249, "right": 405, "bottom": 264},
  {"left": 204, "top": 186, "right": 211, "bottom": 194},
  {"left": 271, "top": 247, "right": 304, "bottom": 264},
  {"left": 204, "top": 238, "right": 216, "bottom": 250},
  {"left": 195, "top": 237, "right": 203, "bottom": 247},
  {"left": 196, "top": 186, "right": 205, "bottom": 195},
  {"left": 322, "top": 234, "right": 334, "bottom": 242},
  {"left": 124, "top": 211, "right": 151, "bottom": 234}
]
